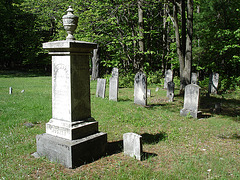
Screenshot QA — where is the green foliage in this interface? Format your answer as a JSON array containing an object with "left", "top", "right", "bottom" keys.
[
  {"left": 147, "top": 70, "right": 162, "bottom": 85},
  {"left": 118, "top": 72, "right": 135, "bottom": 88},
  {"left": 194, "top": 0, "right": 240, "bottom": 90},
  {"left": 0, "top": 0, "right": 239, "bottom": 91}
]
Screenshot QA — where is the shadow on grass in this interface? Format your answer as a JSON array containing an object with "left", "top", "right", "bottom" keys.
[
  {"left": 106, "top": 140, "right": 123, "bottom": 156},
  {"left": 118, "top": 97, "right": 132, "bottom": 102},
  {"left": 200, "top": 96, "right": 240, "bottom": 118},
  {"left": 217, "top": 133, "right": 240, "bottom": 140},
  {"left": 145, "top": 104, "right": 166, "bottom": 108},
  {"left": 106, "top": 140, "right": 158, "bottom": 161},
  {"left": 141, "top": 132, "right": 167, "bottom": 144}
]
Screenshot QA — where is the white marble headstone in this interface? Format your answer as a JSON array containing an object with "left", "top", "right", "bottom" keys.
[
  {"left": 109, "top": 68, "right": 119, "bottom": 101},
  {"left": 123, "top": 132, "right": 143, "bottom": 161},
  {"left": 96, "top": 78, "right": 106, "bottom": 98},
  {"left": 180, "top": 84, "right": 201, "bottom": 118}
]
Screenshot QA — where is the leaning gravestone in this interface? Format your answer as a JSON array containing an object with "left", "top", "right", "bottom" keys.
[
  {"left": 96, "top": 78, "right": 106, "bottom": 98},
  {"left": 134, "top": 71, "right": 147, "bottom": 106},
  {"left": 123, "top": 133, "right": 143, "bottom": 161},
  {"left": 208, "top": 72, "right": 219, "bottom": 94},
  {"left": 180, "top": 84, "right": 202, "bottom": 118},
  {"left": 191, "top": 72, "right": 198, "bottom": 85},
  {"left": 109, "top": 67, "right": 119, "bottom": 101},
  {"left": 167, "top": 81, "right": 175, "bottom": 102},
  {"left": 164, "top": 70, "right": 173, "bottom": 89},
  {"left": 35, "top": 6, "right": 107, "bottom": 169}
]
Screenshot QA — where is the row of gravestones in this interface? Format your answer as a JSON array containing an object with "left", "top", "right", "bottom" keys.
[{"left": 96, "top": 68, "right": 219, "bottom": 118}]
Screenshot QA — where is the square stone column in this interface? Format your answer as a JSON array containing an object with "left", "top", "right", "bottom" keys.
[{"left": 35, "top": 40, "right": 107, "bottom": 168}]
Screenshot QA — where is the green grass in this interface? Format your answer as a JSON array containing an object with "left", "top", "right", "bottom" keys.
[{"left": 0, "top": 72, "right": 239, "bottom": 179}]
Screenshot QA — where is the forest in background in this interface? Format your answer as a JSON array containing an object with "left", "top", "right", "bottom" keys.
[{"left": 0, "top": 0, "right": 239, "bottom": 90}]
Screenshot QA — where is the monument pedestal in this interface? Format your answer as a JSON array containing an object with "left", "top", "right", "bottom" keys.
[
  {"left": 36, "top": 132, "right": 107, "bottom": 168},
  {"left": 35, "top": 40, "right": 107, "bottom": 168}
]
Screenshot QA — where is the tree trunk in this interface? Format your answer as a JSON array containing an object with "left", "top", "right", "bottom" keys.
[
  {"left": 184, "top": 0, "right": 193, "bottom": 87},
  {"left": 91, "top": 46, "right": 99, "bottom": 80},
  {"left": 170, "top": 0, "right": 193, "bottom": 92},
  {"left": 162, "top": 1, "right": 168, "bottom": 74},
  {"left": 138, "top": 0, "right": 144, "bottom": 71}
]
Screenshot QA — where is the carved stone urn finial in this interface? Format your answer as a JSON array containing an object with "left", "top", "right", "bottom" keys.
[{"left": 62, "top": 6, "right": 79, "bottom": 41}]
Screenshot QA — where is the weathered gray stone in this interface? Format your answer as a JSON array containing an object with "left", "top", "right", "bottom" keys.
[
  {"left": 167, "top": 82, "right": 175, "bottom": 102},
  {"left": 208, "top": 72, "right": 219, "bottom": 94},
  {"left": 180, "top": 84, "right": 202, "bottom": 118},
  {"left": 36, "top": 132, "right": 107, "bottom": 168},
  {"left": 164, "top": 70, "right": 173, "bottom": 89},
  {"left": 123, "top": 133, "right": 143, "bottom": 161},
  {"left": 134, "top": 71, "right": 147, "bottom": 106},
  {"left": 35, "top": 7, "right": 107, "bottom": 168},
  {"left": 109, "top": 68, "right": 119, "bottom": 101},
  {"left": 191, "top": 73, "right": 198, "bottom": 85},
  {"left": 96, "top": 78, "right": 106, "bottom": 98}
]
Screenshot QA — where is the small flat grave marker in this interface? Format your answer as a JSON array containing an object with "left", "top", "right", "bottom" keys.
[
  {"left": 9, "top": 87, "right": 12, "bottom": 94},
  {"left": 123, "top": 132, "right": 143, "bottom": 161}
]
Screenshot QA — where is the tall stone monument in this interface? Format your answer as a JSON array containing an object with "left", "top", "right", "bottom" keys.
[
  {"left": 109, "top": 67, "right": 119, "bottom": 101},
  {"left": 164, "top": 69, "right": 173, "bottom": 89},
  {"left": 180, "top": 84, "right": 202, "bottom": 118},
  {"left": 134, "top": 71, "right": 147, "bottom": 106},
  {"left": 208, "top": 72, "right": 219, "bottom": 95},
  {"left": 35, "top": 6, "right": 107, "bottom": 168}
]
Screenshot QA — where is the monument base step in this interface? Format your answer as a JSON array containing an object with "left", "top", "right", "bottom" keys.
[
  {"left": 180, "top": 109, "right": 202, "bottom": 119},
  {"left": 35, "top": 132, "right": 107, "bottom": 168}
]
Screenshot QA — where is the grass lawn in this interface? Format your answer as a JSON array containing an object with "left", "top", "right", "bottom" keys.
[{"left": 0, "top": 71, "right": 239, "bottom": 179}]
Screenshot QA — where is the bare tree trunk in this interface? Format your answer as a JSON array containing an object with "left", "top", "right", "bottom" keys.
[
  {"left": 184, "top": 0, "right": 193, "bottom": 86},
  {"left": 162, "top": 1, "right": 168, "bottom": 75},
  {"left": 170, "top": 0, "right": 193, "bottom": 92},
  {"left": 91, "top": 46, "right": 99, "bottom": 80},
  {"left": 138, "top": 0, "right": 144, "bottom": 71}
]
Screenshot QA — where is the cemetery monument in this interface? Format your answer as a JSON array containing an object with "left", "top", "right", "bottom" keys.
[{"left": 35, "top": 6, "right": 107, "bottom": 168}]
